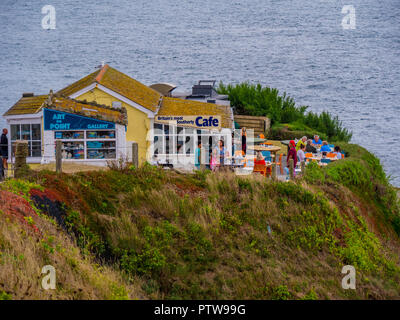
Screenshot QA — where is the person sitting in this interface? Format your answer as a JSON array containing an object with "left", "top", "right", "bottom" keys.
[
  {"left": 320, "top": 141, "right": 331, "bottom": 152},
  {"left": 255, "top": 151, "right": 266, "bottom": 165},
  {"left": 333, "top": 146, "right": 343, "bottom": 159},
  {"left": 297, "top": 144, "right": 306, "bottom": 163},
  {"left": 296, "top": 136, "right": 307, "bottom": 151},
  {"left": 312, "top": 135, "right": 322, "bottom": 146},
  {"left": 305, "top": 139, "right": 317, "bottom": 153}
]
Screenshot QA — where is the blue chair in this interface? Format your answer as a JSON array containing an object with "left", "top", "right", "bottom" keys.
[
  {"left": 328, "top": 144, "right": 335, "bottom": 149},
  {"left": 261, "top": 150, "right": 272, "bottom": 162},
  {"left": 321, "top": 158, "right": 331, "bottom": 164}
]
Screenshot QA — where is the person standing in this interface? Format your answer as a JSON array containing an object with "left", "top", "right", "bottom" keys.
[
  {"left": 218, "top": 139, "right": 228, "bottom": 169},
  {"left": 195, "top": 141, "right": 202, "bottom": 170},
  {"left": 286, "top": 140, "right": 297, "bottom": 177},
  {"left": 1, "top": 128, "right": 8, "bottom": 170},
  {"left": 241, "top": 127, "right": 247, "bottom": 154}
]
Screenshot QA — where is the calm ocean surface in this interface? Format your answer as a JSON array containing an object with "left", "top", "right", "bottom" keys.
[{"left": 0, "top": 0, "right": 399, "bottom": 185}]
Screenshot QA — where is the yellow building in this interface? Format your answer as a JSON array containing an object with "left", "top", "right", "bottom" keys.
[{"left": 3, "top": 65, "right": 234, "bottom": 167}]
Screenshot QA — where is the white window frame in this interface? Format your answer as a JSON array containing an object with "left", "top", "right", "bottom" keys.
[
  {"left": 54, "top": 129, "right": 117, "bottom": 161},
  {"left": 9, "top": 122, "right": 42, "bottom": 158}
]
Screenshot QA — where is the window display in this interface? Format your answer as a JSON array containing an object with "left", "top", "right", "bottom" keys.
[
  {"left": 87, "top": 140, "right": 116, "bottom": 159},
  {"left": 55, "top": 131, "right": 84, "bottom": 139},
  {"left": 61, "top": 141, "right": 85, "bottom": 159},
  {"left": 86, "top": 131, "right": 115, "bottom": 139},
  {"left": 55, "top": 129, "right": 116, "bottom": 160}
]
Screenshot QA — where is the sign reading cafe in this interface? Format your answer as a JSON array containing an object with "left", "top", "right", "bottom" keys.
[
  {"left": 44, "top": 108, "right": 115, "bottom": 131},
  {"left": 155, "top": 115, "right": 221, "bottom": 130}
]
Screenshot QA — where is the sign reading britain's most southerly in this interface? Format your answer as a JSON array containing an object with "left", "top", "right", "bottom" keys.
[
  {"left": 43, "top": 108, "right": 116, "bottom": 131},
  {"left": 155, "top": 115, "right": 222, "bottom": 130}
]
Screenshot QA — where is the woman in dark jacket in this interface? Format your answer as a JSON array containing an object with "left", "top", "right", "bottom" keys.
[{"left": 305, "top": 139, "right": 317, "bottom": 153}]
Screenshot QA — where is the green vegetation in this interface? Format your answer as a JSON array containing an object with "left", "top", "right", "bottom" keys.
[
  {"left": 1, "top": 144, "right": 399, "bottom": 299},
  {"left": 218, "top": 82, "right": 352, "bottom": 142}
]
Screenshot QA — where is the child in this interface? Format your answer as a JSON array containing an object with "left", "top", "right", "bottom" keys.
[{"left": 210, "top": 147, "right": 218, "bottom": 171}]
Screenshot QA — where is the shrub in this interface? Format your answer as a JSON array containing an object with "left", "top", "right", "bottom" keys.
[
  {"left": 271, "top": 285, "right": 292, "bottom": 300},
  {"left": 218, "top": 82, "right": 352, "bottom": 142}
]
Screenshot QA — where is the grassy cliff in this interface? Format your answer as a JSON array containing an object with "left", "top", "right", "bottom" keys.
[{"left": 1, "top": 143, "right": 399, "bottom": 300}]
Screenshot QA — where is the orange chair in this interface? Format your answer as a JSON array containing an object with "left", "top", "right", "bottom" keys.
[
  {"left": 234, "top": 150, "right": 245, "bottom": 157},
  {"left": 276, "top": 153, "right": 284, "bottom": 175},
  {"left": 259, "top": 133, "right": 265, "bottom": 139},
  {"left": 253, "top": 162, "right": 267, "bottom": 176},
  {"left": 326, "top": 153, "right": 336, "bottom": 158}
]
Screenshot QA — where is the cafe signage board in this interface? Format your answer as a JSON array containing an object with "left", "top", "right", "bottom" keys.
[{"left": 155, "top": 115, "right": 222, "bottom": 130}]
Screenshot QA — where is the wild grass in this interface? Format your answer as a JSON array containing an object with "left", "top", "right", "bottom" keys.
[{"left": 1, "top": 145, "right": 400, "bottom": 299}]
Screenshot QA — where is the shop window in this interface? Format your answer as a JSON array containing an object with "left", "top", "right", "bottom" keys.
[
  {"left": 62, "top": 141, "right": 85, "bottom": 159},
  {"left": 10, "top": 123, "right": 42, "bottom": 157},
  {"left": 153, "top": 123, "right": 197, "bottom": 156},
  {"left": 154, "top": 136, "right": 163, "bottom": 155},
  {"left": 55, "top": 131, "right": 84, "bottom": 139},
  {"left": 185, "top": 136, "right": 194, "bottom": 155},
  {"left": 86, "top": 131, "right": 115, "bottom": 139},
  {"left": 87, "top": 140, "right": 116, "bottom": 159},
  {"left": 55, "top": 129, "right": 116, "bottom": 160}
]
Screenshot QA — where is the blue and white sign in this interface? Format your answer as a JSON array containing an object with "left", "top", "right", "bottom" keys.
[
  {"left": 44, "top": 108, "right": 115, "bottom": 131},
  {"left": 155, "top": 115, "right": 222, "bottom": 130}
]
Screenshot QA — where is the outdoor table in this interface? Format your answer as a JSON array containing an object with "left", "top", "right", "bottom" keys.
[{"left": 248, "top": 145, "right": 281, "bottom": 163}]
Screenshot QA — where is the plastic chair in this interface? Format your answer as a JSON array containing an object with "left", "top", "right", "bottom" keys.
[
  {"left": 328, "top": 144, "right": 335, "bottom": 149},
  {"left": 253, "top": 163, "right": 267, "bottom": 176},
  {"left": 261, "top": 150, "right": 272, "bottom": 162}
]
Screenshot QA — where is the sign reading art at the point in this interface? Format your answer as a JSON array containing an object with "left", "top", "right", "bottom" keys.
[
  {"left": 43, "top": 108, "right": 115, "bottom": 130},
  {"left": 155, "top": 115, "right": 221, "bottom": 130}
]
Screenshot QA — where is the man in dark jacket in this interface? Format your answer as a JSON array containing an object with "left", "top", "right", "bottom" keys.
[{"left": 1, "top": 128, "right": 8, "bottom": 170}]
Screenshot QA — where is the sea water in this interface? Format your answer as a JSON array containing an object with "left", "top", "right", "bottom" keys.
[{"left": 0, "top": 0, "right": 398, "bottom": 185}]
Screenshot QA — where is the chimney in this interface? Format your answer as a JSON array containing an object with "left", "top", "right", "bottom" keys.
[{"left": 22, "top": 93, "right": 34, "bottom": 97}]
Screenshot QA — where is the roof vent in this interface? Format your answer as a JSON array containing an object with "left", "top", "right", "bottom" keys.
[
  {"left": 192, "top": 80, "right": 217, "bottom": 97},
  {"left": 22, "top": 93, "right": 34, "bottom": 97}
]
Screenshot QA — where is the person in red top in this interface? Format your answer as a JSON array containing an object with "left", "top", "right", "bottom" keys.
[
  {"left": 255, "top": 151, "right": 266, "bottom": 165},
  {"left": 286, "top": 140, "right": 297, "bottom": 173}
]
